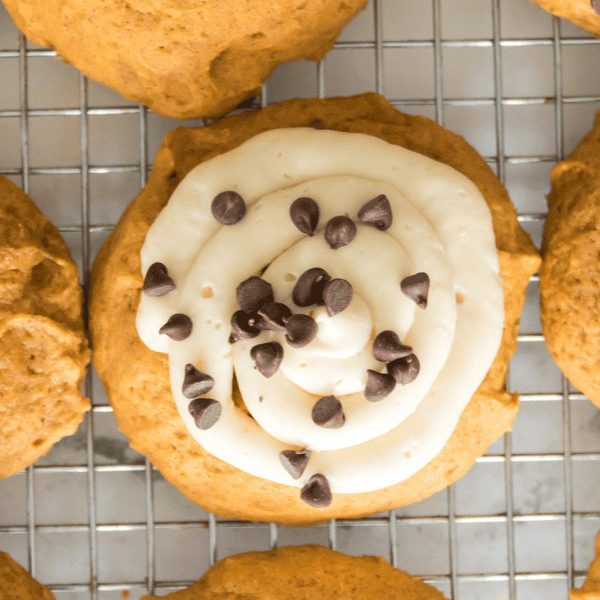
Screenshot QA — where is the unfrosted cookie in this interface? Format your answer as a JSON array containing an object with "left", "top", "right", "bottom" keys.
[
  {"left": 530, "top": 0, "right": 600, "bottom": 37},
  {"left": 0, "top": 551, "right": 55, "bottom": 600},
  {"left": 571, "top": 530, "right": 600, "bottom": 600},
  {"left": 0, "top": 175, "right": 90, "bottom": 479},
  {"left": 1, "top": 0, "right": 366, "bottom": 119},
  {"left": 141, "top": 545, "right": 447, "bottom": 600},
  {"left": 540, "top": 111, "right": 600, "bottom": 408},
  {"left": 90, "top": 93, "right": 540, "bottom": 525}
]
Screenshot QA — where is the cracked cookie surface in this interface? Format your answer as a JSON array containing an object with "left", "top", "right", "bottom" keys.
[{"left": 0, "top": 175, "right": 90, "bottom": 479}]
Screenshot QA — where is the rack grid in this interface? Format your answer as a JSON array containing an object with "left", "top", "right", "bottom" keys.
[{"left": 1, "top": 0, "right": 600, "bottom": 599}]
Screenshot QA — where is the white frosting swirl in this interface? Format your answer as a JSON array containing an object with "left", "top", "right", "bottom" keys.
[{"left": 136, "top": 129, "right": 503, "bottom": 495}]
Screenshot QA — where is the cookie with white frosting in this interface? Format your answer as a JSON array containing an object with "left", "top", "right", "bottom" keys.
[
  {"left": 0, "top": 175, "right": 90, "bottom": 479},
  {"left": 90, "top": 93, "right": 540, "bottom": 524},
  {"left": 141, "top": 545, "right": 448, "bottom": 600}
]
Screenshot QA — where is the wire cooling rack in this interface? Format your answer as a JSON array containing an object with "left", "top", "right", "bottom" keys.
[{"left": 1, "top": 0, "right": 600, "bottom": 599}]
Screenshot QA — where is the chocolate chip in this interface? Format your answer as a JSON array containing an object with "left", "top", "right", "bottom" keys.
[
  {"left": 312, "top": 395, "right": 345, "bottom": 428},
  {"left": 364, "top": 370, "right": 396, "bottom": 402},
  {"left": 324, "top": 216, "right": 356, "bottom": 249},
  {"left": 250, "top": 342, "right": 284, "bottom": 378},
  {"left": 372, "top": 330, "right": 412, "bottom": 362},
  {"left": 159, "top": 313, "right": 192, "bottom": 340},
  {"left": 387, "top": 353, "right": 420, "bottom": 385},
  {"left": 188, "top": 398, "right": 221, "bottom": 430},
  {"left": 290, "top": 197, "right": 320, "bottom": 236},
  {"left": 211, "top": 191, "right": 246, "bottom": 225},
  {"left": 257, "top": 302, "right": 292, "bottom": 332},
  {"left": 323, "top": 278, "right": 353, "bottom": 317},
  {"left": 401, "top": 272, "right": 430, "bottom": 309},
  {"left": 236, "top": 276, "right": 274, "bottom": 313},
  {"left": 230, "top": 310, "right": 261, "bottom": 342},
  {"left": 182, "top": 364, "right": 215, "bottom": 399},
  {"left": 285, "top": 314, "right": 318, "bottom": 348},
  {"left": 357, "top": 194, "right": 393, "bottom": 231},
  {"left": 592, "top": 0, "right": 600, "bottom": 16},
  {"left": 168, "top": 171, "right": 178, "bottom": 179},
  {"left": 143, "top": 262, "right": 176, "bottom": 297},
  {"left": 279, "top": 449, "right": 312, "bottom": 479},
  {"left": 300, "top": 474, "right": 332, "bottom": 508},
  {"left": 292, "top": 268, "right": 330, "bottom": 307}
]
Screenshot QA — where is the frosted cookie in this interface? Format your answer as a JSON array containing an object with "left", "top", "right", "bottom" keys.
[
  {"left": 540, "top": 111, "right": 600, "bottom": 408},
  {"left": 530, "top": 0, "right": 600, "bottom": 37},
  {"left": 90, "top": 93, "right": 540, "bottom": 524},
  {"left": 0, "top": 175, "right": 90, "bottom": 479},
  {"left": 141, "top": 545, "right": 448, "bottom": 600},
  {"left": 1, "top": 0, "right": 366, "bottom": 119},
  {"left": 0, "top": 551, "right": 55, "bottom": 600},
  {"left": 571, "top": 530, "right": 600, "bottom": 600}
]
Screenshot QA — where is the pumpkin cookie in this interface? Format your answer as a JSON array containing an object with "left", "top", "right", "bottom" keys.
[
  {"left": 141, "top": 545, "right": 448, "bottom": 600},
  {"left": 1, "top": 0, "right": 366, "bottom": 119},
  {"left": 530, "top": 0, "right": 600, "bottom": 38},
  {"left": 571, "top": 530, "right": 600, "bottom": 600},
  {"left": 90, "top": 93, "right": 540, "bottom": 525},
  {"left": 0, "top": 175, "right": 90, "bottom": 479},
  {"left": 540, "top": 111, "right": 600, "bottom": 408}
]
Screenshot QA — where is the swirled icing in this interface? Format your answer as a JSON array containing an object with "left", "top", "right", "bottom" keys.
[{"left": 136, "top": 128, "right": 503, "bottom": 496}]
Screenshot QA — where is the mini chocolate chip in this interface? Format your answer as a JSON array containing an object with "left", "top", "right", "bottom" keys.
[
  {"left": 250, "top": 342, "right": 284, "bottom": 378},
  {"left": 236, "top": 276, "right": 274, "bottom": 313},
  {"left": 592, "top": 0, "right": 600, "bottom": 16},
  {"left": 292, "top": 267, "right": 331, "bottom": 307},
  {"left": 257, "top": 302, "right": 292, "bottom": 332},
  {"left": 279, "top": 449, "right": 312, "bottom": 479},
  {"left": 387, "top": 353, "right": 420, "bottom": 385},
  {"left": 323, "top": 278, "right": 353, "bottom": 317},
  {"left": 143, "top": 262, "right": 176, "bottom": 296},
  {"left": 312, "top": 395, "right": 345, "bottom": 428},
  {"left": 364, "top": 370, "right": 396, "bottom": 402},
  {"left": 230, "top": 310, "right": 261, "bottom": 341},
  {"left": 159, "top": 313, "right": 192, "bottom": 340},
  {"left": 211, "top": 191, "right": 246, "bottom": 225},
  {"left": 168, "top": 171, "right": 178, "bottom": 179},
  {"left": 401, "top": 272, "right": 430, "bottom": 309},
  {"left": 300, "top": 474, "right": 332, "bottom": 508},
  {"left": 372, "top": 330, "right": 412, "bottom": 362},
  {"left": 285, "top": 314, "right": 318, "bottom": 348},
  {"left": 290, "top": 197, "right": 320, "bottom": 236},
  {"left": 188, "top": 398, "right": 221, "bottom": 430},
  {"left": 324, "top": 216, "right": 357, "bottom": 249},
  {"left": 357, "top": 194, "right": 393, "bottom": 231},
  {"left": 182, "top": 364, "right": 215, "bottom": 399}
]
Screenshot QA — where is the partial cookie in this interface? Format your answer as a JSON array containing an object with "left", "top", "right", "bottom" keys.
[
  {"left": 141, "top": 545, "right": 447, "bottom": 600},
  {"left": 90, "top": 93, "right": 540, "bottom": 525},
  {"left": 0, "top": 176, "right": 90, "bottom": 479},
  {"left": 530, "top": 0, "right": 600, "bottom": 37},
  {"left": 571, "top": 530, "right": 600, "bottom": 600},
  {"left": 1, "top": 0, "right": 366, "bottom": 119},
  {"left": 0, "top": 551, "right": 55, "bottom": 600},
  {"left": 540, "top": 111, "right": 600, "bottom": 408}
]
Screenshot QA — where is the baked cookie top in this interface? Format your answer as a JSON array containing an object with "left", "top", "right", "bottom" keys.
[
  {"left": 0, "top": 551, "right": 55, "bottom": 600},
  {"left": 90, "top": 93, "right": 540, "bottom": 524},
  {"left": 540, "top": 111, "right": 600, "bottom": 408},
  {"left": 530, "top": 0, "right": 600, "bottom": 38},
  {"left": 2, "top": 0, "right": 366, "bottom": 119},
  {"left": 0, "top": 175, "right": 90, "bottom": 479},
  {"left": 141, "top": 545, "right": 448, "bottom": 600},
  {"left": 571, "top": 530, "right": 600, "bottom": 600}
]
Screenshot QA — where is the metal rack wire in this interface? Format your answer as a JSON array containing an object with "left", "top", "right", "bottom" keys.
[{"left": 1, "top": 0, "right": 600, "bottom": 598}]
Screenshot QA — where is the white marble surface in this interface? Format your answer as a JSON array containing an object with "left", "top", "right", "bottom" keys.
[{"left": 1, "top": 0, "right": 600, "bottom": 598}]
